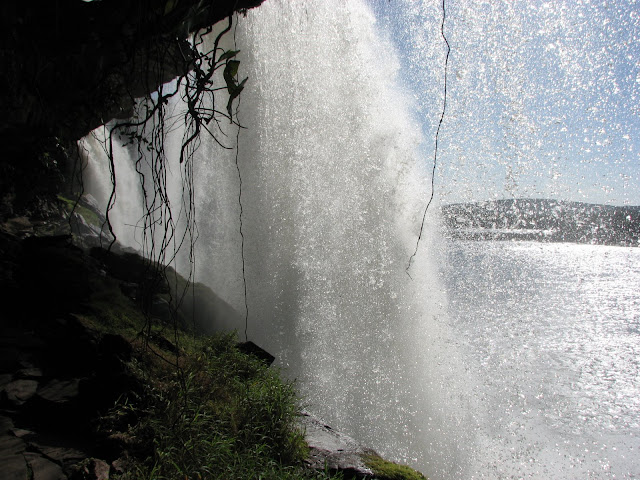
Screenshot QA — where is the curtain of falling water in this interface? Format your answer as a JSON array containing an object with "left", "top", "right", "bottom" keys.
[{"left": 193, "top": 2, "right": 473, "bottom": 478}]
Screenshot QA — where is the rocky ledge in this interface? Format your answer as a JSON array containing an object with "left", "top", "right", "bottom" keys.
[
  {"left": 0, "top": 221, "right": 426, "bottom": 479},
  {"left": 301, "top": 411, "right": 377, "bottom": 478},
  {"left": 0, "top": 311, "right": 138, "bottom": 480}
]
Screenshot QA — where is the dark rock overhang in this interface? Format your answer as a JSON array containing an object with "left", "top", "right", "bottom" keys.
[{"left": 0, "top": 0, "right": 265, "bottom": 142}]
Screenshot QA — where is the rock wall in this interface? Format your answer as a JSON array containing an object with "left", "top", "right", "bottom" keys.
[{"left": 0, "top": 0, "right": 264, "bottom": 142}]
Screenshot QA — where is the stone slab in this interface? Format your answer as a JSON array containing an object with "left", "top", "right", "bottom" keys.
[
  {"left": 24, "top": 452, "right": 67, "bottom": 480},
  {"left": 5, "top": 379, "right": 39, "bottom": 405},
  {"left": 300, "top": 411, "right": 375, "bottom": 477}
]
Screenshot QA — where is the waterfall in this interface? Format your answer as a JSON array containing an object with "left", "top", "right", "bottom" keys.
[
  {"left": 82, "top": 1, "right": 476, "bottom": 478},
  {"left": 227, "top": 3, "right": 473, "bottom": 478}
]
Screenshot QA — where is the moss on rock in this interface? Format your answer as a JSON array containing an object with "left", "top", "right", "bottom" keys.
[{"left": 363, "top": 453, "right": 427, "bottom": 480}]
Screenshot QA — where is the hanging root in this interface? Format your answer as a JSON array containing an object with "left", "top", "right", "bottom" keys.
[{"left": 94, "top": 14, "right": 246, "bottom": 360}]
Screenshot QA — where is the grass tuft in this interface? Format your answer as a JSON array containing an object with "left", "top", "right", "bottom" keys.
[{"left": 106, "top": 332, "right": 331, "bottom": 479}]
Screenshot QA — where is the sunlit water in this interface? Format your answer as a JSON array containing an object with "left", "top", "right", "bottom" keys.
[{"left": 441, "top": 239, "right": 640, "bottom": 479}]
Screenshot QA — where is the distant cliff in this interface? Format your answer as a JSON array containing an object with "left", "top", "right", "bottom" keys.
[{"left": 442, "top": 199, "right": 640, "bottom": 246}]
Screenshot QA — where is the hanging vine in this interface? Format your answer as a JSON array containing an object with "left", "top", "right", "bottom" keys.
[{"left": 94, "top": 14, "right": 247, "bottom": 361}]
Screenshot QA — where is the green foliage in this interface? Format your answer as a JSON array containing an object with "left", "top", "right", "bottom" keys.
[
  {"left": 57, "top": 194, "right": 102, "bottom": 228},
  {"left": 88, "top": 290, "right": 139, "bottom": 333},
  {"left": 363, "top": 454, "right": 427, "bottom": 480},
  {"left": 82, "top": 273, "right": 145, "bottom": 336},
  {"left": 110, "top": 333, "right": 333, "bottom": 480}
]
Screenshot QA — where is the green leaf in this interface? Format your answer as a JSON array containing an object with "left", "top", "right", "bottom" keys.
[
  {"left": 218, "top": 50, "right": 240, "bottom": 62},
  {"left": 226, "top": 77, "right": 247, "bottom": 120},
  {"left": 223, "top": 60, "right": 241, "bottom": 93}
]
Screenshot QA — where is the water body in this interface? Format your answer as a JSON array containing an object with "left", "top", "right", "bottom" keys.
[{"left": 442, "top": 239, "right": 640, "bottom": 479}]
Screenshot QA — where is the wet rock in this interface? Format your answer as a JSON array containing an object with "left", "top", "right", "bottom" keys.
[
  {"left": 77, "top": 195, "right": 103, "bottom": 222},
  {"left": 29, "top": 442, "right": 86, "bottom": 467},
  {"left": 90, "top": 248, "right": 151, "bottom": 284},
  {"left": 0, "top": 416, "right": 14, "bottom": 434},
  {"left": 237, "top": 341, "right": 275, "bottom": 365},
  {"left": 4, "top": 379, "right": 39, "bottom": 406},
  {"left": 1, "top": 1, "right": 266, "bottom": 144},
  {"left": 21, "top": 234, "right": 73, "bottom": 250},
  {"left": 150, "top": 297, "right": 172, "bottom": 323},
  {"left": 24, "top": 452, "right": 66, "bottom": 480},
  {"left": 0, "top": 457, "right": 29, "bottom": 480},
  {"left": 110, "top": 457, "right": 128, "bottom": 475},
  {"left": 174, "top": 279, "right": 243, "bottom": 334},
  {"left": 301, "top": 411, "right": 376, "bottom": 478},
  {"left": 149, "top": 332, "right": 178, "bottom": 354},
  {"left": 69, "top": 212, "right": 97, "bottom": 238},
  {"left": 11, "top": 428, "right": 32, "bottom": 438},
  {"left": 16, "top": 367, "right": 43, "bottom": 379},
  {"left": 0, "top": 216, "right": 33, "bottom": 238},
  {"left": 0, "top": 328, "right": 46, "bottom": 372},
  {"left": 0, "top": 455, "right": 29, "bottom": 480},
  {"left": 68, "top": 457, "right": 110, "bottom": 480},
  {"left": 0, "top": 434, "right": 26, "bottom": 455},
  {"left": 0, "top": 434, "right": 28, "bottom": 480},
  {"left": 37, "top": 379, "right": 81, "bottom": 404},
  {"left": 118, "top": 282, "right": 138, "bottom": 300},
  {"left": 0, "top": 373, "right": 13, "bottom": 388},
  {"left": 18, "top": 236, "right": 93, "bottom": 316},
  {"left": 69, "top": 213, "right": 100, "bottom": 245},
  {"left": 69, "top": 212, "right": 114, "bottom": 251}
]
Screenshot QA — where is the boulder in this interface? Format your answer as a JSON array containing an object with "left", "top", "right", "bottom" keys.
[
  {"left": 77, "top": 195, "right": 103, "bottom": 222},
  {"left": 24, "top": 452, "right": 66, "bottom": 480},
  {"left": 16, "top": 367, "right": 43, "bottom": 379},
  {"left": 0, "top": 434, "right": 28, "bottom": 480},
  {"left": 69, "top": 212, "right": 114, "bottom": 251},
  {"left": 0, "top": 416, "right": 14, "bottom": 434},
  {"left": 68, "top": 458, "right": 110, "bottom": 480},
  {"left": 300, "top": 411, "right": 376, "bottom": 478},
  {"left": 37, "top": 379, "right": 81, "bottom": 404},
  {"left": 237, "top": 341, "right": 275, "bottom": 365},
  {"left": 4, "top": 379, "right": 39, "bottom": 406},
  {"left": 28, "top": 440, "right": 86, "bottom": 468}
]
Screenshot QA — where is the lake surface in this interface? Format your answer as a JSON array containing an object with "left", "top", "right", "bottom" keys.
[
  {"left": 441, "top": 239, "right": 640, "bottom": 479},
  {"left": 274, "top": 238, "right": 640, "bottom": 479}
]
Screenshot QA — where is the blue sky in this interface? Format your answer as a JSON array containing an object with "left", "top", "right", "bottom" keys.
[{"left": 368, "top": 0, "right": 640, "bottom": 206}]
